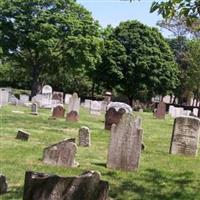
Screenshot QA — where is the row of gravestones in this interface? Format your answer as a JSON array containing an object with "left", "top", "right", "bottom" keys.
[{"left": 154, "top": 102, "right": 199, "bottom": 119}]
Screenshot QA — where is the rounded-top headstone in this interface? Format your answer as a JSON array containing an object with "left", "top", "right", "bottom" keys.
[
  {"left": 107, "top": 102, "right": 132, "bottom": 113},
  {"left": 42, "top": 85, "right": 52, "bottom": 94}
]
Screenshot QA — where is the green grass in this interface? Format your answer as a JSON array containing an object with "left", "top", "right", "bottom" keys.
[{"left": 0, "top": 105, "right": 200, "bottom": 200}]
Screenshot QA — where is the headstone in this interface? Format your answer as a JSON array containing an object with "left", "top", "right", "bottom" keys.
[
  {"left": 107, "top": 113, "right": 143, "bottom": 171},
  {"left": 105, "top": 102, "right": 132, "bottom": 130},
  {"left": 41, "top": 85, "right": 52, "bottom": 108},
  {"left": 90, "top": 101, "right": 101, "bottom": 115},
  {"left": 155, "top": 102, "right": 166, "bottom": 119},
  {"left": 30, "top": 103, "right": 38, "bottom": 115},
  {"left": 84, "top": 99, "right": 92, "bottom": 109},
  {"left": 172, "top": 107, "right": 184, "bottom": 118},
  {"left": 66, "top": 93, "right": 80, "bottom": 122},
  {"left": 78, "top": 126, "right": 91, "bottom": 147},
  {"left": 43, "top": 138, "right": 78, "bottom": 167},
  {"left": 9, "top": 95, "right": 19, "bottom": 105},
  {"left": 64, "top": 94, "right": 72, "bottom": 105},
  {"left": 52, "top": 91, "right": 64, "bottom": 103},
  {"left": 169, "top": 105, "right": 175, "bottom": 115},
  {"left": 20, "top": 94, "right": 29, "bottom": 104},
  {"left": 104, "top": 91, "right": 112, "bottom": 104},
  {"left": 0, "top": 175, "right": 8, "bottom": 195},
  {"left": 193, "top": 108, "right": 198, "bottom": 116},
  {"left": 169, "top": 116, "right": 200, "bottom": 156},
  {"left": 52, "top": 105, "right": 65, "bottom": 118},
  {"left": 23, "top": 170, "right": 109, "bottom": 200},
  {"left": 0, "top": 88, "right": 9, "bottom": 106},
  {"left": 16, "top": 130, "right": 30, "bottom": 141}
]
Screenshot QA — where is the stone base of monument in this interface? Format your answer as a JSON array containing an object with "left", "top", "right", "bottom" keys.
[
  {"left": 16, "top": 130, "right": 30, "bottom": 141},
  {"left": 0, "top": 175, "right": 8, "bottom": 195},
  {"left": 23, "top": 171, "right": 109, "bottom": 200}
]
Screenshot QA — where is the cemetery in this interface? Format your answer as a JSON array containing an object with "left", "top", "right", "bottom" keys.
[{"left": 0, "top": 0, "right": 200, "bottom": 199}]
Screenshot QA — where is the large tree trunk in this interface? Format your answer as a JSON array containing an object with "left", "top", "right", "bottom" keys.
[
  {"left": 128, "top": 96, "right": 133, "bottom": 107},
  {"left": 31, "top": 66, "right": 40, "bottom": 98}
]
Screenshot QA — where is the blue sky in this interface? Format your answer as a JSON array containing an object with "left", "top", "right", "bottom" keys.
[{"left": 77, "top": 0, "right": 171, "bottom": 37}]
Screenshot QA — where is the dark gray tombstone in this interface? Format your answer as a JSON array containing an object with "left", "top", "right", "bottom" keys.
[
  {"left": 0, "top": 175, "right": 8, "bottom": 195},
  {"left": 16, "top": 130, "right": 30, "bottom": 141},
  {"left": 23, "top": 171, "right": 109, "bottom": 200}
]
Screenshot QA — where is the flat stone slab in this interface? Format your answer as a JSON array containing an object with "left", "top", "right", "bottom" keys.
[
  {"left": 16, "top": 130, "right": 30, "bottom": 141},
  {"left": 23, "top": 171, "right": 109, "bottom": 200}
]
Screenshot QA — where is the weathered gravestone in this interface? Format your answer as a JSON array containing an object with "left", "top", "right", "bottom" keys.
[
  {"left": 169, "top": 116, "right": 200, "bottom": 156},
  {"left": 43, "top": 138, "right": 78, "bottom": 167},
  {"left": 79, "top": 126, "right": 91, "bottom": 147},
  {"left": 90, "top": 101, "right": 101, "bottom": 115},
  {"left": 84, "top": 99, "right": 92, "bottom": 109},
  {"left": 105, "top": 102, "right": 132, "bottom": 130},
  {"left": 23, "top": 170, "right": 109, "bottom": 200},
  {"left": 65, "top": 94, "right": 72, "bottom": 105},
  {"left": 155, "top": 101, "right": 166, "bottom": 119},
  {"left": 52, "top": 91, "right": 64, "bottom": 103},
  {"left": 41, "top": 85, "right": 52, "bottom": 108},
  {"left": 30, "top": 103, "right": 38, "bottom": 115},
  {"left": 52, "top": 105, "right": 65, "bottom": 118},
  {"left": 0, "top": 88, "right": 10, "bottom": 106},
  {"left": 16, "top": 130, "right": 30, "bottom": 141},
  {"left": 20, "top": 94, "right": 29, "bottom": 105},
  {"left": 66, "top": 93, "right": 80, "bottom": 122},
  {"left": 0, "top": 175, "right": 8, "bottom": 195},
  {"left": 107, "top": 113, "right": 143, "bottom": 171}
]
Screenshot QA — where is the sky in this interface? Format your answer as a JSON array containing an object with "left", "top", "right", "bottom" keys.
[{"left": 77, "top": 0, "right": 171, "bottom": 37}]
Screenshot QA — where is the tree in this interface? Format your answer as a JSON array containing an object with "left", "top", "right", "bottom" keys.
[
  {"left": 0, "top": 0, "right": 101, "bottom": 97},
  {"left": 150, "top": 0, "right": 200, "bottom": 23},
  {"left": 96, "top": 21, "right": 179, "bottom": 105}
]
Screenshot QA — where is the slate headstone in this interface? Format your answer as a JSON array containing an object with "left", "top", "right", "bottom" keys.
[{"left": 16, "top": 130, "right": 30, "bottom": 141}]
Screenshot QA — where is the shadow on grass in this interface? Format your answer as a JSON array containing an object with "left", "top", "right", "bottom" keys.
[
  {"left": 92, "top": 162, "right": 107, "bottom": 168},
  {"left": 108, "top": 168, "right": 200, "bottom": 200},
  {"left": 1, "top": 186, "right": 23, "bottom": 200}
]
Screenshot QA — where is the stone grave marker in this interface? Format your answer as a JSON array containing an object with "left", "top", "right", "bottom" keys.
[
  {"left": 52, "top": 91, "right": 64, "bottom": 103},
  {"left": 84, "top": 99, "right": 92, "bottom": 109},
  {"left": 78, "top": 126, "right": 91, "bottom": 147},
  {"left": 155, "top": 101, "right": 166, "bottom": 119},
  {"left": 16, "top": 130, "right": 30, "bottom": 141},
  {"left": 90, "top": 101, "right": 101, "bottom": 115},
  {"left": 169, "top": 116, "right": 200, "bottom": 156},
  {"left": 66, "top": 93, "right": 80, "bottom": 122},
  {"left": 41, "top": 85, "right": 52, "bottom": 108},
  {"left": 0, "top": 175, "right": 8, "bottom": 195},
  {"left": 23, "top": 170, "right": 109, "bottom": 200},
  {"left": 107, "top": 113, "right": 143, "bottom": 171},
  {"left": 0, "top": 88, "right": 10, "bottom": 106},
  {"left": 43, "top": 138, "right": 78, "bottom": 167},
  {"left": 105, "top": 102, "right": 132, "bottom": 130},
  {"left": 64, "top": 94, "right": 72, "bottom": 104},
  {"left": 30, "top": 103, "right": 38, "bottom": 115},
  {"left": 52, "top": 105, "right": 65, "bottom": 118}
]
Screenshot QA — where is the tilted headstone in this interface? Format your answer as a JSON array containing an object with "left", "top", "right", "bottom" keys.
[
  {"left": 66, "top": 93, "right": 80, "bottom": 122},
  {"left": 23, "top": 170, "right": 109, "bottom": 200},
  {"left": 90, "top": 101, "right": 101, "bottom": 115},
  {"left": 169, "top": 116, "right": 200, "bottom": 156},
  {"left": 105, "top": 102, "right": 132, "bottom": 130},
  {"left": 78, "top": 126, "right": 91, "bottom": 147},
  {"left": 84, "top": 99, "right": 92, "bottom": 109},
  {"left": 43, "top": 138, "right": 78, "bottom": 167},
  {"left": 52, "top": 91, "right": 64, "bottom": 103},
  {"left": 64, "top": 94, "right": 72, "bottom": 104},
  {"left": 16, "top": 130, "right": 30, "bottom": 141},
  {"left": 155, "top": 102, "right": 166, "bottom": 119},
  {"left": 52, "top": 105, "right": 65, "bottom": 118},
  {"left": 0, "top": 175, "right": 8, "bottom": 195},
  {"left": 30, "top": 103, "right": 38, "bottom": 115},
  {"left": 107, "top": 113, "right": 143, "bottom": 171}
]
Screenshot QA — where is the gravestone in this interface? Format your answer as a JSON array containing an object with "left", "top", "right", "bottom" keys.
[
  {"left": 52, "top": 105, "right": 65, "bottom": 118},
  {"left": 52, "top": 91, "right": 64, "bottom": 103},
  {"left": 30, "top": 103, "right": 38, "bottom": 115},
  {"left": 155, "top": 102, "right": 166, "bottom": 119},
  {"left": 23, "top": 171, "right": 109, "bottom": 200},
  {"left": 42, "top": 85, "right": 52, "bottom": 108},
  {"left": 9, "top": 95, "right": 19, "bottom": 105},
  {"left": 43, "top": 138, "right": 78, "bottom": 167},
  {"left": 16, "top": 130, "right": 30, "bottom": 141},
  {"left": 20, "top": 94, "right": 29, "bottom": 104},
  {"left": 90, "top": 101, "right": 101, "bottom": 115},
  {"left": 84, "top": 99, "right": 92, "bottom": 109},
  {"left": 78, "top": 126, "right": 91, "bottom": 147},
  {"left": 66, "top": 93, "right": 80, "bottom": 122},
  {"left": 169, "top": 116, "right": 200, "bottom": 156},
  {"left": 0, "top": 175, "right": 8, "bottom": 194},
  {"left": 0, "top": 89, "right": 9, "bottom": 106},
  {"left": 64, "top": 94, "right": 72, "bottom": 104},
  {"left": 105, "top": 102, "right": 132, "bottom": 130},
  {"left": 107, "top": 113, "right": 143, "bottom": 171}
]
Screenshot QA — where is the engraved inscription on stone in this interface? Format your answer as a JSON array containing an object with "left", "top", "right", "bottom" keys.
[
  {"left": 78, "top": 126, "right": 91, "bottom": 147},
  {"left": 170, "top": 116, "right": 200, "bottom": 156},
  {"left": 107, "top": 113, "right": 143, "bottom": 171}
]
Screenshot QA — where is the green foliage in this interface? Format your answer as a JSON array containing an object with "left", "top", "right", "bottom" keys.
[{"left": 109, "top": 21, "right": 179, "bottom": 102}]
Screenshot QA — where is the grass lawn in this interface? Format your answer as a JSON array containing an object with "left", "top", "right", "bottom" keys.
[{"left": 0, "top": 105, "right": 200, "bottom": 200}]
